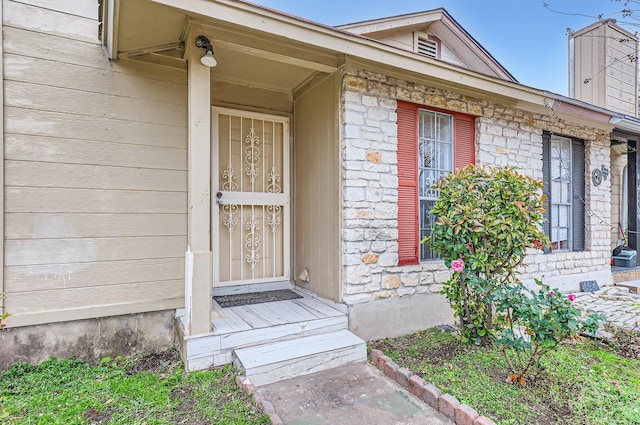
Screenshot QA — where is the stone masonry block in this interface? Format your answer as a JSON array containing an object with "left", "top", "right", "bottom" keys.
[
  {"left": 269, "top": 415, "right": 284, "bottom": 425},
  {"left": 235, "top": 375, "right": 245, "bottom": 388},
  {"left": 245, "top": 383, "right": 257, "bottom": 395},
  {"left": 345, "top": 124, "right": 361, "bottom": 138},
  {"left": 344, "top": 110, "right": 364, "bottom": 125},
  {"left": 395, "top": 367, "right": 413, "bottom": 388},
  {"left": 362, "top": 95, "right": 378, "bottom": 106},
  {"left": 367, "top": 151, "right": 381, "bottom": 163},
  {"left": 381, "top": 274, "right": 400, "bottom": 289},
  {"left": 344, "top": 75, "right": 366, "bottom": 91},
  {"left": 377, "top": 354, "right": 391, "bottom": 371},
  {"left": 361, "top": 253, "right": 379, "bottom": 264},
  {"left": 344, "top": 90, "right": 360, "bottom": 103},
  {"left": 378, "top": 253, "right": 398, "bottom": 267},
  {"left": 408, "top": 375, "right": 426, "bottom": 398},
  {"left": 370, "top": 349, "right": 383, "bottom": 365},
  {"left": 257, "top": 399, "right": 276, "bottom": 416},
  {"left": 421, "top": 383, "right": 442, "bottom": 409},
  {"left": 456, "top": 404, "right": 480, "bottom": 425},
  {"left": 397, "top": 287, "right": 416, "bottom": 296},
  {"left": 384, "top": 360, "right": 400, "bottom": 379},
  {"left": 474, "top": 416, "right": 498, "bottom": 425},
  {"left": 439, "top": 394, "right": 461, "bottom": 420}
]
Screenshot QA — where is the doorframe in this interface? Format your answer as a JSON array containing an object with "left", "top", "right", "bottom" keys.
[{"left": 211, "top": 106, "right": 291, "bottom": 288}]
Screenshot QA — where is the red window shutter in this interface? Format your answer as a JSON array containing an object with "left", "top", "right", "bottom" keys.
[
  {"left": 396, "top": 101, "right": 419, "bottom": 266},
  {"left": 454, "top": 113, "right": 475, "bottom": 169}
]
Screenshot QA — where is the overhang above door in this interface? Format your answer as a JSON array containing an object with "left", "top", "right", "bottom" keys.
[{"left": 99, "top": 0, "right": 340, "bottom": 93}]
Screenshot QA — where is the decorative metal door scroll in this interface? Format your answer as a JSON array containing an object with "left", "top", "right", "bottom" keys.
[
  {"left": 245, "top": 128, "right": 261, "bottom": 184},
  {"left": 212, "top": 108, "right": 290, "bottom": 286}
]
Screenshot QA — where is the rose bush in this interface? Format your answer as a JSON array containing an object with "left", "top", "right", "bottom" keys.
[
  {"left": 430, "top": 165, "right": 549, "bottom": 344},
  {"left": 429, "top": 164, "right": 604, "bottom": 384},
  {"left": 493, "top": 280, "right": 604, "bottom": 385}
]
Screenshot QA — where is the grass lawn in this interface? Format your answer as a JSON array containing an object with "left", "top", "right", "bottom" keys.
[
  {"left": 0, "top": 350, "right": 269, "bottom": 425},
  {"left": 370, "top": 328, "right": 640, "bottom": 425}
]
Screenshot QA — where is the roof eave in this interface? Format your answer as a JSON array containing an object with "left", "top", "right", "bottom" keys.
[{"left": 143, "top": 0, "right": 614, "bottom": 128}]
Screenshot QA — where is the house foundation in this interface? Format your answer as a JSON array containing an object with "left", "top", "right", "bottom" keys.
[
  {"left": 0, "top": 310, "right": 175, "bottom": 369},
  {"left": 348, "top": 292, "right": 453, "bottom": 341}
]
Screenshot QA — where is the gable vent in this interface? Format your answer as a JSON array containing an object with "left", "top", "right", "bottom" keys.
[
  {"left": 415, "top": 34, "right": 438, "bottom": 58},
  {"left": 417, "top": 36, "right": 437, "bottom": 57}
]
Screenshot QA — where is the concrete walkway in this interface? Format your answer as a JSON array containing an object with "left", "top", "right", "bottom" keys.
[
  {"left": 573, "top": 285, "right": 640, "bottom": 330},
  {"left": 254, "top": 362, "right": 453, "bottom": 425}
]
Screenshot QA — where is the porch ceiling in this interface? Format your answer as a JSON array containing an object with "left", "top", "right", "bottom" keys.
[{"left": 110, "top": 0, "right": 338, "bottom": 92}]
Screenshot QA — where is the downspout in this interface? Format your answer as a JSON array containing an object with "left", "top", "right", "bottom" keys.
[
  {"left": 0, "top": 0, "right": 4, "bottom": 316},
  {"left": 101, "top": 0, "right": 120, "bottom": 60},
  {"left": 622, "top": 164, "right": 628, "bottom": 245},
  {"left": 568, "top": 37, "right": 575, "bottom": 98}
]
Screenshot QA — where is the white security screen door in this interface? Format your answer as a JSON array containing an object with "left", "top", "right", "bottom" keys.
[{"left": 212, "top": 107, "right": 290, "bottom": 287}]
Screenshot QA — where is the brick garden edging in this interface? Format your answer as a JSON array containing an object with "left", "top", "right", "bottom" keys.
[
  {"left": 235, "top": 375, "right": 284, "bottom": 425},
  {"left": 370, "top": 349, "right": 497, "bottom": 425}
]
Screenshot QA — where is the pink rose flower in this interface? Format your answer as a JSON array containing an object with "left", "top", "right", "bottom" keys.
[
  {"left": 451, "top": 259, "right": 465, "bottom": 273},
  {"left": 568, "top": 294, "right": 576, "bottom": 302},
  {"left": 548, "top": 290, "right": 555, "bottom": 297}
]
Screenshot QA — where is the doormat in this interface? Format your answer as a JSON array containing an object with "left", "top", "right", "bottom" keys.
[{"left": 214, "top": 289, "right": 302, "bottom": 308}]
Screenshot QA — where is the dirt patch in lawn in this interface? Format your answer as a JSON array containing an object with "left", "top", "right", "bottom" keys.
[
  {"left": 170, "top": 386, "right": 212, "bottom": 425},
  {"left": 125, "top": 349, "right": 181, "bottom": 375},
  {"left": 605, "top": 326, "right": 640, "bottom": 360},
  {"left": 84, "top": 407, "right": 114, "bottom": 424}
]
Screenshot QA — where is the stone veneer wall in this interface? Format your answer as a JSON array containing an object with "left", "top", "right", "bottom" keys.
[
  {"left": 610, "top": 148, "right": 627, "bottom": 250},
  {"left": 340, "top": 67, "right": 612, "bottom": 306}
]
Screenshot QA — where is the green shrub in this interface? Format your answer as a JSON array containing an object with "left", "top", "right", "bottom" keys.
[
  {"left": 429, "top": 165, "right": 604, "bottom": 384},
  {"left": 493, "top": 280, "right": 604, "bottom": 384},
  {"left": 430, "top": 165, "right": 549, "bottom": 344}
]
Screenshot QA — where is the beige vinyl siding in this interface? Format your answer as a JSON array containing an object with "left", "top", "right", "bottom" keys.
[
  {"left": 572, "top": 22, "right": 638, "bottom": 117},
  {"left": 213, "top": 80, "right": 293, "bottom": 113},
  {"left": 573, "top": 24, "right": 606, "bottom": 108},
  {"left": 293, "top": 72, "right": 341, "bottom": 302},
  {"left": 4, "top": 0, "right": 96, "bottom": 43},
  {"left": 605, "top": 34, "right": 637, "bottom": 114},
  {"left": 377, "top": 33, "right": 414, "bottom": 51},
  {"left": 439, "top": 42, "right": 466, "bottom": 67},
  {"left": 3, "top": 0, "right": 188, "bottom": 327}
]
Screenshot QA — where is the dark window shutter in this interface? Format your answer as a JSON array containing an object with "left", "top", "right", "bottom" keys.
[
  {"left": 572, "top": 139, "right": 586, "bottom": 251},
  {"left": 454, "top": 113, "right": 475, "bottom": 169},
  {"left": 542, "top": 132, "right": 551, "bottom": 253},
  {"left": 397, "top": 101, "right": 419, "bottom": 266}
]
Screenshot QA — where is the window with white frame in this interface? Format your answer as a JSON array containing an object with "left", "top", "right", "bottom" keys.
[
  {"left": 419, "top": 109, "right": 453, "bottom": 260},
  {"left": 542, "top": 132, "right": 585, "bottom": 252},
  {"left": 550, "top": 135, "right": 573, "bottom": 250}
]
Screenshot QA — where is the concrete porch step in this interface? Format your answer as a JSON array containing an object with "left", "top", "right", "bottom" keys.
[
  {"left": 616, "top": 280, "right": 640, "bottom": 294},
  {"left": 233, "top": 329, "right": 366, "bottom": 386}
]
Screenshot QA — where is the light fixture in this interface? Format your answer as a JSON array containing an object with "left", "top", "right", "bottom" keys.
[{"left": 195, "top": 35, "right": 217, "bottom": 68}]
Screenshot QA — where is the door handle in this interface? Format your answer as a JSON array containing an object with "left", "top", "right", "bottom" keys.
[{"left": 216, "top": 191, "right": 223, "bottom": 205}]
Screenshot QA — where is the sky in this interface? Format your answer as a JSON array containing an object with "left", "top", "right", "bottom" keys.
[{"left": 249, "top": 1, "right": 635, "bottom": 95}]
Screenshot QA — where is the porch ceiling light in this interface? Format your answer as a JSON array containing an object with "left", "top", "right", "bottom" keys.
[{"left": 195, "top": 35, "right": 217, "bottom": 68}]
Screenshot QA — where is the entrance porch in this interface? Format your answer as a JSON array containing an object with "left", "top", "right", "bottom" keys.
[
  {"left": 176, "top": 283, "right": 365, "bottom": 383},
  {"left": 101, "top": 0, "right": 364, "bottom": 379}
]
